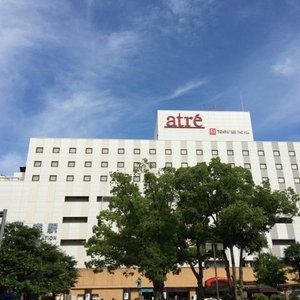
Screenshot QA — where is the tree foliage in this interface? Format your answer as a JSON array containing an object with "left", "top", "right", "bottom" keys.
[
  {"left": 0, "top": 222, "right": 78, "bottom": 299},
  {"left": 284, "top": 242, "right": 300, "bottom": 282}
]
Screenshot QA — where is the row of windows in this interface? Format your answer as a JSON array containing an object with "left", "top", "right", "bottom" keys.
[
  {"left": 32, "top": 174, "right": 300, "bottom": 184},
  {"left": 64, "top": 196, "right": 111, "bottom": 202},
  {"left": 35, "top": 146, "right": 297, "bottom": 157}
]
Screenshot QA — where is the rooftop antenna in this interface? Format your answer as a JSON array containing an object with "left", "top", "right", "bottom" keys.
[{"left": 240, "top": 92, "right": 244, "bottom": 111}]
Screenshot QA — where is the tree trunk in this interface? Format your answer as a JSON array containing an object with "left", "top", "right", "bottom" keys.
[
  {"left": 195, "top": 267, "right": 205, "bottom": 300},
  {"left": 229, "top": 246, "right": 238, "bottom": 300},
  {"left": 153, "top": 281, "right": 164, "bottom": 300},
  {"left": 222, "top": 250, "right": 232, "bottom": 295},
  {"left": 239, "top": 248, "right": 244, "bottom": 299}
]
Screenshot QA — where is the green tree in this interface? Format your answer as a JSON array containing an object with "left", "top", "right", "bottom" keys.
[
  {"left": 0, "top": 222, "right": 78, "bottom": 299},
  {"left": 253, "top": 253, "right": 287, "bottom": 287},
  {"left": 86, "top": 166, "right": 180, "bottom": 300},
  {"left": 284, "top": 242, "right": 300, "bottom": 282}
]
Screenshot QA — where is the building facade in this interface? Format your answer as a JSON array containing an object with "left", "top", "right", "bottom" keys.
[{"left": 1, "top": 110, "right": 299, "bottom": 299}]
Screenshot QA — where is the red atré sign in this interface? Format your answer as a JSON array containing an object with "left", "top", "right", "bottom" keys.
[{"left": 164, "top": 113, "right": 205, "bottom": 129}]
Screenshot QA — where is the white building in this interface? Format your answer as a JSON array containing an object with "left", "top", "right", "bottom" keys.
[{"left": 1, "top": 110, "right": 300, "bottom": 268}]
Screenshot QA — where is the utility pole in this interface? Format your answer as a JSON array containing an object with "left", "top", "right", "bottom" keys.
[{"left": 0, "top": 209, "right": 7, "bottom": 247}]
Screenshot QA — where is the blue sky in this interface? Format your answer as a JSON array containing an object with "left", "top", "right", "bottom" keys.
[{"left": 1, "top": 0, "right": 300, "bottom": 175}]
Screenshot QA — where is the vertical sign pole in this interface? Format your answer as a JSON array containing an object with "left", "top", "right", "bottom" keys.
[{"left": 0, "top": 209, "right": 7, "bottom": 247}]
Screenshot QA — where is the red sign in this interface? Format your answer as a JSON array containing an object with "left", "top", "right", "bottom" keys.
[
  {"left": 164, "top": 113, "right": 205, "bottom": 129},
  {"left": 209, "top": 128, "right": 216, "bottom": 135}
]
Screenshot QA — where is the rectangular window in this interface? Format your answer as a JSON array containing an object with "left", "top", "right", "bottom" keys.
[
  {"left": 84, "top": 161, "right": 92, "bottom": 167},
  {"left": 244, "top": 163, "right": 251, "bottom": 169},
  {"left": 68, "top": 161, "right": 75, "bottom": 167},
  {"left": 289, "top": 151, "right": 296, "bottom": 157},
  {"left": 149, "top": 149, "right": 156, "bottom": 155},
  {"left": 242, "top": 150, "right": 249, "bottom": 156},
  {"left": 60, "top": 239, "right": 86, "bottom": 246},
  {"left": 66, "top": 175, "right": 74, "bottom": 182},
  {"left": 52, "top": 147, "right": 60, "bottom": 153},
  {"left": 150, "top": 162, "right": 157, "bottom": 169},
  {"left": 278, "top": 177, "right": 285, "bottom": 183},
  {"left": 258, "top": 150, "right": 265, "bottom": 156},
  {"left": 272, "top": 239, "right": 295, "bottom": 246},
  {"left": 69, "top": 147, "right": 76, "bottom": 154},
  {"left": 36, "top": 147, "right": 43, "bottom": 153},
  {"left": 133, "top": 176, "right": 140, "bottom": 182},
  {"left": 277, "top": 217, "right": 293, "bottom": 223},
  {"left": 85, "top": 148, "right": 93, "bottom": 154},
  {"left": 118, "top": 148, "right": 125, "bottom": 154},
  {"left": 65, "top": 196, "right": 89, "bottom": 202},
  {"left": 273, "top": 150, "right": 280, "bottom": 156},
  {"left": 294, "top": 177, "right": 300, "bottom": 184},
  {"left": 102, "top": 148, "right": 109, "bottom": 154},
  {"left": 34, "top": 161, "right": 42, "bottom": 167},
  {"left": 83, "top": 175, "right": 91, "bottom": 182},
  {"left": 49, "top": 175, "right": 57, "bottom": 181},
  {"left": 117, "top": 162, "right": 124, "bottom": 168},
  {"left": 97, "top": 196, "right": 111, "bottom": 202},
  {"left": 275, "top": 164, "right": 283, "bottom": 170},
  {"left": 165, "top": 162, "right": 172, "bottom": 168},
  {"left": 62, "top": 217, "right": 88, "bottom": 223},
  {"left": 32, "top": 175, "right": 40, "bottom": 181},
  {"left": 133, "top": 148, "right": 141, "bottom": 155},
  {"left": 212, "top": 150, "right": 218, "bottom": 156},
  {"left": 181, "top": 162, "right": 188, "bottom": 168},
  {"left": 165, "top": 149, "right": 172, "bottom": 155},
  {"left": 291, "top": 164, "right": 298, "bottom": 170},
  {"left": 51, "top": 161, "right": 59, "bottom": 167},
  {"left": 181, "top": 149, "right": 188, "bottom": 155},
  {"left": 260, "top": 163, "right": 267, "bottom": 169},
  {"left": 227, "top": 150, "right": 234, "bottom": 156},
  {"left": 101, "top": 161, "right": 108, "bottom": 168},
  {"left": 100, "top": 175, "right": 108, "bottom": 182},
  {"left": 196, "top": 149, "right": 203, "bottom": 155}
]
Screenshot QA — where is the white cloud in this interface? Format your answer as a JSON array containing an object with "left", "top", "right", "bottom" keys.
[{"left": 272, "top": 58, "right": 297, "bottom": 76}]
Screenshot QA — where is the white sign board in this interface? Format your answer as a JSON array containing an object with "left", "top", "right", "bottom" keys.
[{"left": 155, "top": 110, "right": 254, "bottom": 141}]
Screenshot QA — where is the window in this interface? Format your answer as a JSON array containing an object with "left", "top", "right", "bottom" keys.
[
  {"left": 289, "top": 151, "right": 296, "bottom": 157},
  {"left": 85, "top": 148, "right": 93, "bottom": 154},
  {"left": 133, "top": 148, "right": 141, "bottom": 155},
  {"left": 212, "top": 149, "right": 218, "bottom": 156},
  {"left": 66, "top": 175, "right": 74, "bottom": 182},
  {"left": 260, "top": 163, "right": 267, "bottom": 169},
  {"left": 278, "top": 177, "right": 285, "bottom": 183},
  {"left": 36, "top": 147, "right": 43, "bottom": 153},
  {"left": 149, "top": 149, "right": 156, "bottom": 155},
  {"left": 32, "top": 175, "right": 40, "bottom": 181},
  {"left": 273, "top": 150, "right": 280, "bottom": 156},
  {"left": 34, "top": 161, "right": 42, "bottom": 167},
  {"left": 165, "top": 162, "right": 173, "bottom": 168},
  {"left": 118, "top": 148, "right": 125, "bottom": 154},
  {"left": 291, "top": 164, "right": 298, "bottom": 170},
  {"left": 150, "top": 162, "right": 157, "bottom": 169},
  {"left": 275, "top": 164, "right": 283, "bottom": 170},
  {"left": 181, "top": 149, "right": 188, "bottom": 155},
  {"left": 68, "top": 161, "right": 75, "bottom": 167},
  {"left": 117, "top": 162, "right": 124, "bottom": 168},
  {"left": 244, "top": 163, "right": 251, "bottom": 169},
  {"left": 294, "top": 177, "right": 300, "bottom": 184},
  {"left": 242, "top": 150, "right": 249, "bottom": 156},
  {"left": 277, "top": 217, "right": 293, "bottom": 223},
  {"left": 49, "top": 175, "right": 57, "bottom": 181},
  {"left": 62, "top": 217, "right": 88, "bottom": 223},
  {"left": 51, "top": 161, "right": 59, "bottom": 167},
  {"left": 196, "top": 149, "right": 203, "bottom": 155},
  {"left": 165, "top": 149, "right": 172, "bottom": 155},
  {"left": 97, "top": 196, "right": 111, "bottom": 202},
  {"left": 65, "top": 196, "right": 88, "bottom": 202},
  {"left": 52, "top": 147, "right": 60, "bottom": 153},
  {"left": 258, "top": 150, "right": 265, "bottom": 156},
  {"left": 272, "top": 239, "right": 295, "bottom": 246},
  {"left": 133, "top": 176, "right": 140, "bottom": 182},
  {"left": 102, "top": 148, "right": 109, "bottom": 154},
  {"left": 69, "top": 147, "right": 76, "bottom": 154},
  {"left": 84, "top": 161, "right": 92, "bottom": 167},
  {"left": 227, "top": 150, "right": 234, "bottom": 156},
  {"left": 100, "top": 175, "right": 108, "bottom": 182},
  {"left": 83, "top": 175, "right": 91, "bottom": 182},
  {"left": 60, "top": 239, "right": 86, "bottom": 246},
  {"left": 101, "top": 161, "right": 108, "bottom": 168},
  {"left": 181, "top": 162, "right": 188, "bottom": 168}
]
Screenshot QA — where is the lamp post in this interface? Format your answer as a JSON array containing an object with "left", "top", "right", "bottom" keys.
[
  {"left": 205, "top": 242, "right": 224, "bottom": 300},
  {"left": 0, "top": 209, "right": 7, "bottom": 248}
]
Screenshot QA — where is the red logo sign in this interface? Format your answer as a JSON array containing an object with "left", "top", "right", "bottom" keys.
[
  {"left": 164, "top": 113, "right": 205, "bottom": 129},
  {"left": 209, "top": 128, "right": 216, "bottom": 135}
]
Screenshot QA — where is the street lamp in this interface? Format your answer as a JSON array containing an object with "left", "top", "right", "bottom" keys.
[
  {"left": 205, "top": 242, "right": 224, "bottom": 300},
  {"left": 0, "top": 209, "right": 7, "bottom": 247}
]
